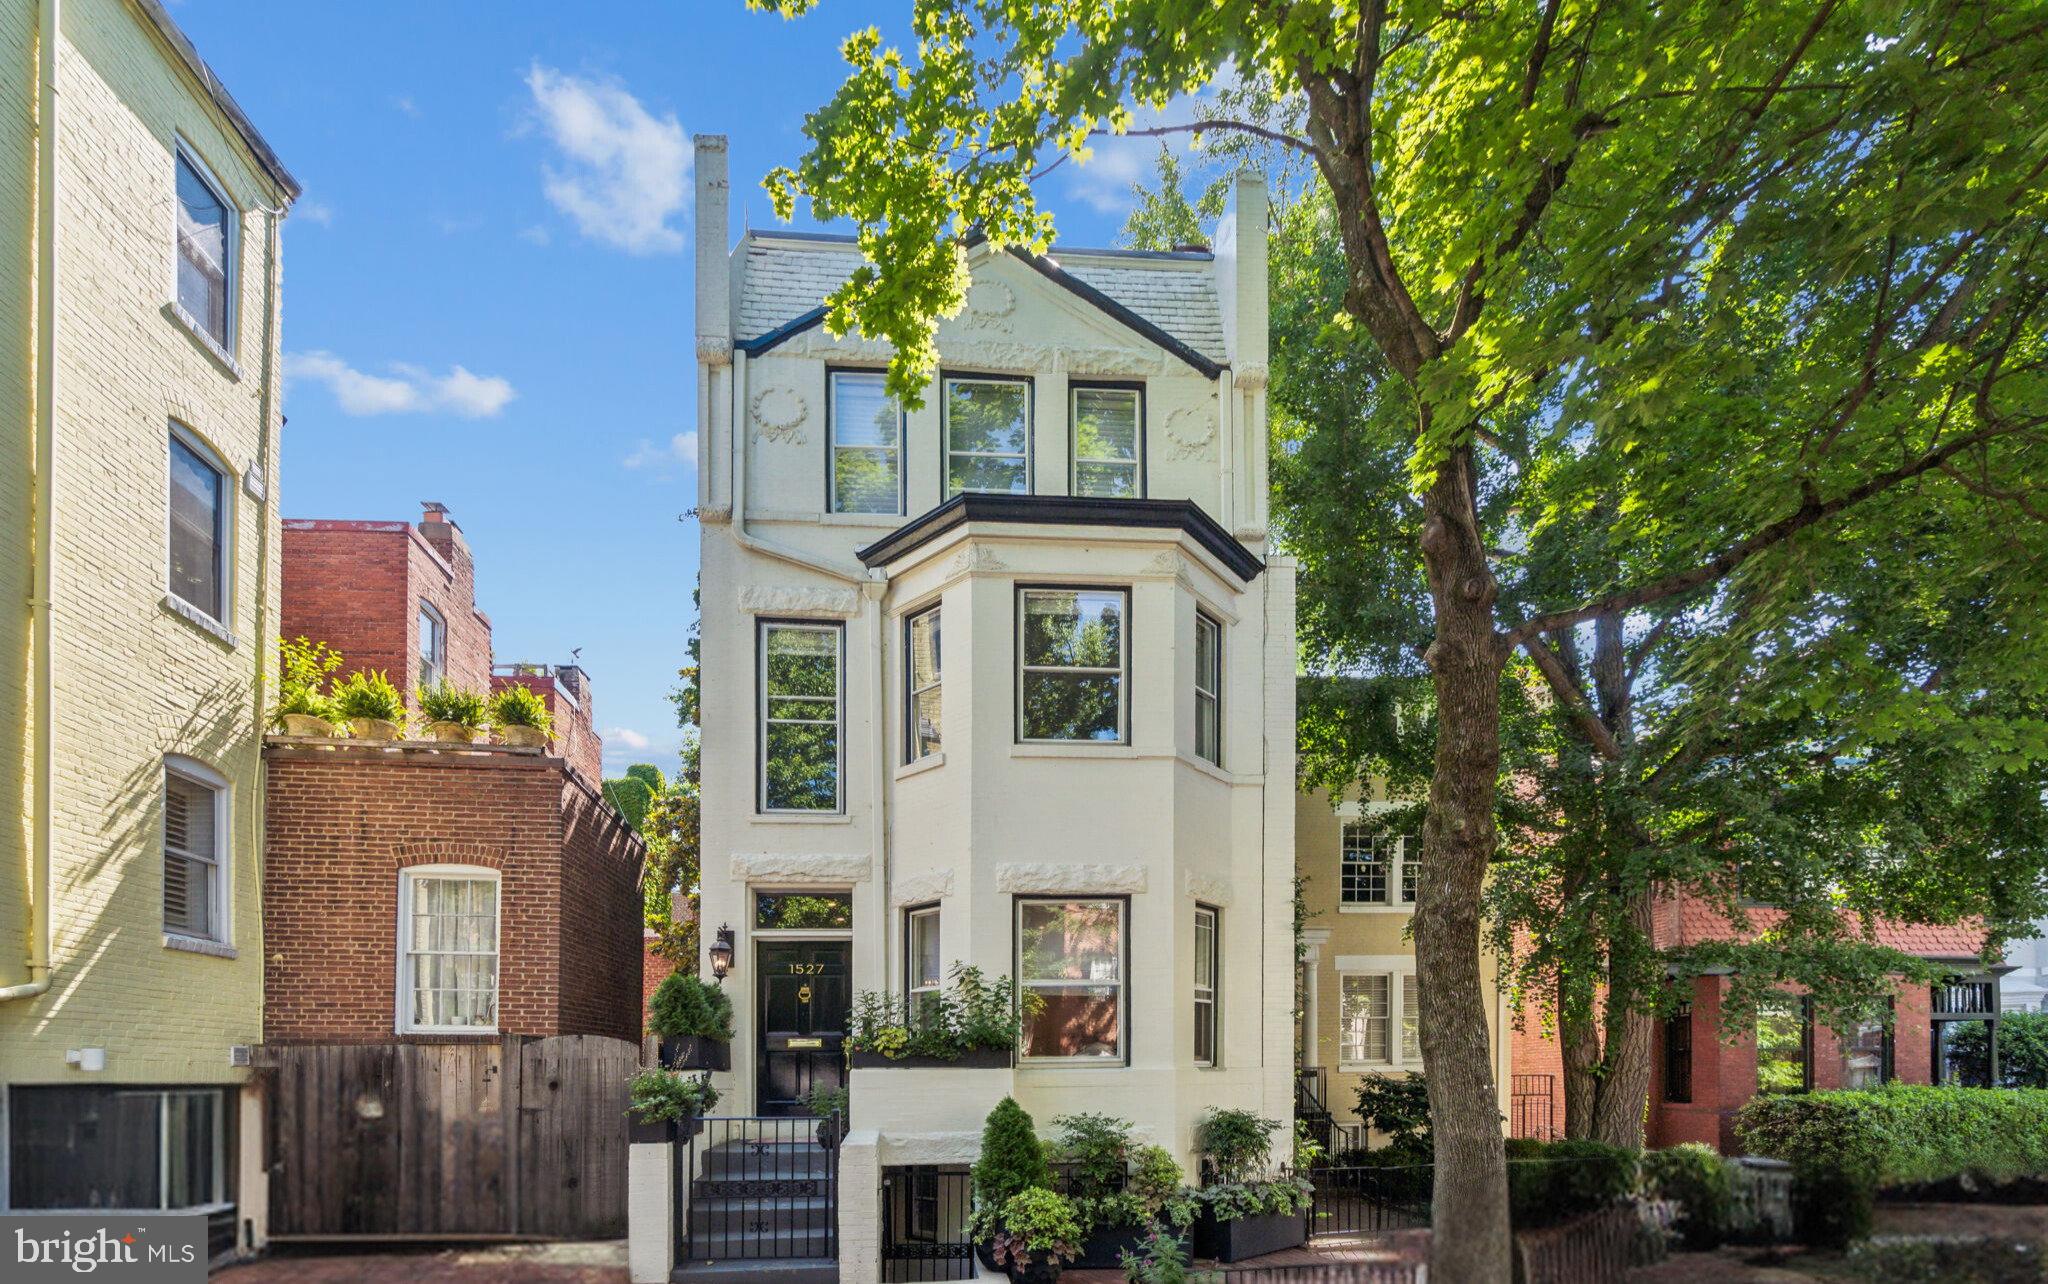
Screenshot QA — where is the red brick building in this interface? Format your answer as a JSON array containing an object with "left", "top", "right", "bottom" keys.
[{"left": 1512, "top": 893, "right": 1998, "bottom": 1153}]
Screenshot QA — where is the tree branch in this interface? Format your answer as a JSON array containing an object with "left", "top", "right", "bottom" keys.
[{"left": 1523, "top": 631, "right": 1625, "bottom": 762}]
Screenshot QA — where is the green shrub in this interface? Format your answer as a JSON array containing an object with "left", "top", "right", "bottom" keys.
[
  {"left": 1948, "top": 1012, "right": 2048, "bottom": 1089},
  {"left": 1194, "top": 1109, "right": 1283, "bottom": 1184},
  {"left": 604, "top": 775, "right": 657, "bottom": 831},
  {"left": 847, "top": 965, "right": 1037, "bottom": 1060},
  {"left": 489, "top": 682, "right": 554, "bottom": 733},
  {"left": 1641, "top": 1143, "right": 1736, "bottom": 1250},
  {"left": 806, "top": 1084, "right": 849, "bottom": 1121},
  {"left": 1505, "top": 1137, "right": 1639, "bottom": 1230},
  {"left": 1735, "top": 1084, "right": 2048, "bottom": 1188},
  {"left": 1353, "top": 1072, "right": 1432, "bottom": 1146},
  {"left": 272, "top": 681, "right": 337, "bottom": 726},
  {"left": 1791, "top": 1159, "right": 1875, "bottom": 1250},
  {"left": 972, "top": 1097, "right": 1051, "bottom": 1211},
  {"left": 647, "top": 972, "right": 734, "bottom": 1041},
  {"left": 627, "top": 1069, "right": 718, "bottom": 1123},
  {"left": 625, "top": 762, "right": 666, "bottom": 792},
  {"left": 273, "top": 636, "right": 345, "bottom": 727},
  {"left": 332, "top": 669, "right": 406, "bottom": 723},
  {"left": 1332, "top": 1145, "right": 1434, "bottom": 1205},
  {"left": 1119, "top": 1223, "right": 1197, "bottom": 1284},
  {"left": 1846, "top": 1234, "right": 2046, "bottom": 1283},
  {"left": 988, "top": 1187, "right": 1082, "bottom": 1270},
  {"left": 418, "top": 680, "right": 489, "bottom": 727}
]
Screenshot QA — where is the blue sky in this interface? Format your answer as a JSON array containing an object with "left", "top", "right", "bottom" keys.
[{"left": 171, "top": 2, "right": 1165, "bottom": 778}]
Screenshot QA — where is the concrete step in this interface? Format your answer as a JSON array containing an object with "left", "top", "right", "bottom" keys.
[
  {"left": 679, "top": 1230, "right": 835, "bottom": 1263},
  {"left": 696, "top": 1148, "right": 834, "bottom": 1180},
  {"left": 671, "top": 1259, "right": 837, "bottom": 1284},
  {"left": 688, "top": 1193, "right": 834, "bottom": 1233}
]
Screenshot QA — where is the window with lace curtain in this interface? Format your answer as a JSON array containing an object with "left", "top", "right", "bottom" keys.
[
  {"left": 174, "top": 147, "right": 236, "bottom": 351},
  {"left": 162, "top": 762, "right": 225, "bottom": 942},
  {"left": 400, "top": 868, "right": 500, "bottom": 1033}
]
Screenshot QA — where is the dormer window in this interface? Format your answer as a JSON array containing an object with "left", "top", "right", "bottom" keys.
[
  {"left": 1071, "top": 384, "right": 1142, "bottom": 498},
  {"left": 944, "top": 376, "right": 1030, "bottom": 498}
]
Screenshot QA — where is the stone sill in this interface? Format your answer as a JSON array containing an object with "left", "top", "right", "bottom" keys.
[
  {"left": 894, "top": 752, "right": 945, "bottom": 781},
  {"left": 163, "top": 932, "right": 237, "bottom": 960},
  {"left": 164, "top": 302, "right": 244, "bottom": 379},
  {"left": 162, "top": 594, "right": 239, "bottom": 648}
]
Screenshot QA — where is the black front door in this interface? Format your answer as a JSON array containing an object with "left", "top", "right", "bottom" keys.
[{"left": 757, "top": 940, "right": 850, "bottom": 1116}]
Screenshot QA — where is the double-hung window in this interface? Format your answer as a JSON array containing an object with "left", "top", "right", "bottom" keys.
[
  {"left": 906, "top": 905, "right": 942, "bottom": 1022},
  {"left": 168, "top": 427, "right": 228, "bottom": 623},
  {"left": 1756, "top": 994, "right": 1812, "bottom": 1094},
  {"left": 1018, "top": 588, "right": 1128, "bottom": 743},
  {"left": 1663, "top": 1003, "right": 1693, "bottom": 1103},
  {"left": 1840, "top": 1002, "right": 1892, "bottom": 1090},
  {"left": 1193, "top": 905, "right": 1219, "bottom": 1066},
  {"left": 1070, "top": 385, "right": 1142, "bottom": 497},
  {"left": 760, "top": 622, "right": 844, "bottom": 812},
  {"left": 1194, "top": 612, "right": 1222, "bottom": 765},
  {"left": 174, "top": 147, "right": 236, "bottom": 351},
  {"left": 1339, "top": 822, "right": 1422, "bottom": 908},
  {"left": 944, "top": 376, "right": 1029, "bottom": 497},
  {"left": 419, "top": 602, "right": 447, "bottom": 690},
  {"left": 1339, "top": 965, "right": 1422, "bottom": 1068},
  {"left": 829, "top": 370, "right": 902, "bottom": 513},
  {"left": 400, "top": 867, "right": 500, "bottom": 1033},
  {"left": 162, "top": 759, "right": 226, "bottom": 942},
  {"left": 1018, "top": 898, "right": 1125, "bottom": 1062},
  {"left": 906, "top": 605, "right": 942, "bottom": 761}
]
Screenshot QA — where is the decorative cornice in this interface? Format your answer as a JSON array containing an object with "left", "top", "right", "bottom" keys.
[
  {"left": 696, "top": 336, "right": 733, "bottom": 367},
  {"left": 730, "top": 853, "right": 872, "bottom": 886},
  {"left": 1185, "top": 872, "right": 1233, "bottom": 907},
  {"left": 738, "top": 584, "right": 864, "bottom": 618},
  {"left": 995, "top": 863, "right": 1148, "bottom": 895},
  {"left": 893, "top": 869, "right": 955, "bottom": 907},
  {"left": 1235, "top": 365, "right": 1270, "bottom": 391}
]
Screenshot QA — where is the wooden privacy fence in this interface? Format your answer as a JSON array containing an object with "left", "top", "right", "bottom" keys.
[{"left": 264, "top": 1034, "right": 639, "bottom": 1241}]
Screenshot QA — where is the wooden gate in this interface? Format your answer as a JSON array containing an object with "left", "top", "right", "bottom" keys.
[{"left": 265, "top": 1035, "right": 638, "bottom": 1240}]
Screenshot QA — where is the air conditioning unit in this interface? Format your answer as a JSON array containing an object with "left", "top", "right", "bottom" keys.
[{"left": 228, "top": 1045, "right": 253, "bottom": 1068}]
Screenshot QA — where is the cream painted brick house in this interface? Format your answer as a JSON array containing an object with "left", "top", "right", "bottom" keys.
[
  {"left": 685, "top": 133, "right": 1295, "bottom": 1281},
  {"left": 0, "top": 0, "right": 296, "bottom": 1254}
]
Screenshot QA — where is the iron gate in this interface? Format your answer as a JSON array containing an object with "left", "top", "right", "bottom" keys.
[{"left": 676, "top": 1115, "right": 840, "bottom": 1262}]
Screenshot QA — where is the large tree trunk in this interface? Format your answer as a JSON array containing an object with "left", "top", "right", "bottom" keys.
[
  {"left": 1560, "top": 988, "right": 1604, "bottom": 1141},
  {"left": 1414, "top": 446, "right": 1512, "bottom": 1282},
  {"left": 1589, "top": 887, "right": 1659, "bottom": 1148}
]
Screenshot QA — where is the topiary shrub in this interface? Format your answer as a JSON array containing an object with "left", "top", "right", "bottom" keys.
[
  {"left": 1791, "top": 1159, "right": 1875, "bottom": 1250},
  {"left": 1641, "top": 1143, "right": 1736, "bottom": 1250},
  {"left": 1505, "top": 1137, "right": 1640, "bottom": 1230},
  {"left": 972, "top": 1097, "right": 1051, "bottom": 1211},
  {"left": 647, "top": 972, "right": 734, "bottom": 1041}
]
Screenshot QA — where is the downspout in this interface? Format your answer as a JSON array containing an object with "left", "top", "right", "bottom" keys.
[
  {"left": 6, "top": 0, "right": 60, "bottom": 1003},
  {"left": 248, "top": 203, "right": 280, "bottom": 967},
  {"left": 868, "top": 569, "right": 890, "bottom": 987}
]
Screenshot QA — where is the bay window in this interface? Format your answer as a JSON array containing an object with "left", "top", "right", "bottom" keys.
[
  {"left": 944, "top": 376, "right": 1030, "bottom": 497},
  {"left": 760, "top": 621, "right": 844, "bottom": 812},
  {"left": 1193, "top": 905, "right": 1218, "bottom": 1067},
  {"left": 1194, "top": 611, "right": 1221, "bottom": 765},
  {"left": 1017, "top": 898, "right": 1125, "bottom": 1062},
  {"left": 830, "top": 370, "right": 902, "bottom": 513},
  {"left": 1018, "top": 587, "right": 1128, "bottom": 743},
  {"left": 1070, "top": 384, "right": 1142, "bottom": 497},
  {"left": 400, "top": 867, "right": 500, "bottom": 1033}
]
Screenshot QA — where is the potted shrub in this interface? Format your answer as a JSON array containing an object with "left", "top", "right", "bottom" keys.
[
  {"left": 971, "top": 1097, "right": 1052, "bottom": 1273},
  {"left": 418, "top": 679, "right": 489, "bottom": 743},
  {"left": 984, "top": 1187, "right": 1082, "bottom": 1284},
  {"left": 1059, "top": 1132, "right": 1194, "bottom": 1269},
  {"left": 807, "top": 1084, "right": 849, "bottom": 1150},
  {"left": 271, "top": 636, "right": 345, "bottom": 737},
  {"left": 847, "top": 965, "right": 1035, "bottom": 1068},
  {"left": 331, "top": 669, "right": 407, "bottom": 740},
  {"left": 1189, "top": 1109, "right": 1311, "bottom": 1262},
  {"left": 626, "top": 1067, "right": 718, "bottom": 1144},
  {"left": 648, "top": 972, "right": 734, "bottom": 1071},
  {"left": 489, "top": 683, "right": 553, "bottom": 749}
]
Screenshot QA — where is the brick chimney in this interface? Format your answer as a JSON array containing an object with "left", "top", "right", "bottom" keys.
[{"left": 416, "top": 500, "right": 470, "bottom": 569}]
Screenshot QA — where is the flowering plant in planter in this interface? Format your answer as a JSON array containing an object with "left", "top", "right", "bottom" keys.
[
  {"left": 1050, "top": 1115, "right": 1197, "bottom": 1269},
  {"left": 1189, "top": 1109, "right": 1311, "bottom": 1263},
  {"left": 847, "top": 964, "right": 1039, "bottom": 1066},
  {"left": 418, "top": 680, "right": 489, "bottom": 742},
  {"left": 985, "top": 1187, "right": 1082, "bottom": 1283}
]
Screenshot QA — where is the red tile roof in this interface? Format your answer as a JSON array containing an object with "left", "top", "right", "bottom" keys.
[{"left": 1657, "top": 892, "right": 1987, "bottom": 959}]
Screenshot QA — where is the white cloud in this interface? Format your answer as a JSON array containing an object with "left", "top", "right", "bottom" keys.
[
  {"left": 606, "top": 726, "right": 652, "bottom": 751},
  {"left": 622, "top": 430, "right": 698, "bottom": 474},
  {"left": 296, "top": 200, "right": 334, "bottom": 226},
  {"left": 518, "top": 224, "right": 551, "bottom": 246},
  {"left": 286, "top": 351, "right": 517, "bottom": 419},
  {"left": 392, "top": 94, "right": 420, "bottom": 118},
  {"left": 524, "top": 64, "right": 691, "bottom": 255}
]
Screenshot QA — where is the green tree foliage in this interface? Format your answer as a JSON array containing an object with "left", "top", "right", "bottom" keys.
[
  {"left": 603, "top": 772, "right": 658, "bottom": 833},
  {"left": 1947, "top": 1011, "right": 2048, "bottom": 1089},
  {"left": 647, "top": 586, "right": 704, "bottom": 968},
  {"left": 972, "top": 1097, "right": 1052, "bottom": 1209},
  {"left": 753, "top": 3, "right": 2048, "bottom": 1274}
]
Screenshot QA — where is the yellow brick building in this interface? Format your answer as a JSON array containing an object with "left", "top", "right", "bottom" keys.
[{"left": 1, "top": 0, "right": 296, "bottom": 1250}]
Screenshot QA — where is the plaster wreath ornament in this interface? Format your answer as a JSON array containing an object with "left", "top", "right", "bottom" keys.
[
  {"left": 1161, "top": 406, "right": 1216, "bottom": 460},
  {"left": 959, "top": 279, "right": 1016, "bottom": 331},
  {"left": 749, "top": 385, "right": 809, "bottom": 444}
]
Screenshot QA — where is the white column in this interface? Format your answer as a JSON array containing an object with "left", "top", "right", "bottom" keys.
[
  {"left": 236, "top": 1080, "right": 268, "bottom": 1255},
  {"left": 628, "top": 1140, "right": 675, "bottom": 1284},
  {"left": 837, "top": 1129, "right": 881, "bottom": 1284}
]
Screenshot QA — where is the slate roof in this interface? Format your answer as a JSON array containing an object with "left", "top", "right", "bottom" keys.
[
  {"left": 734, "top": 233, "right": 1230, "bottom": 367},
  {"left": 1656, "top": 893, "right": 1988, "bottom": 960}
]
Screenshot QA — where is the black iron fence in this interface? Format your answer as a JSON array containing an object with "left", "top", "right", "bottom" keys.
[
  {"left": 675, "top": 1115, "right": 840, "bottom": 1263},
  {"left": 1511, "top": 1073, "right": 1558, "bottom": 1140},
  {"left": 1308, "top": 1162, "right": 1433, "bottom": 1239},
  {"left": 880, "top": 1165, "right": 975, "bottom": 1282}
]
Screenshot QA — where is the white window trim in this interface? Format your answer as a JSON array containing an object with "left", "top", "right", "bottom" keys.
[
  {"left": 1338, "top": 820, "right": 1422, "bottom": 912},
  {"left": 906, "top": 904, "right": 942, "bottom": 1013},
  {"left": 170, "top": 138, "right": 240, "bottom": 358},
  {"left": 943, "top": 375, "right": 1032, "bottom": 499},
  {"left": 1068, "top": 384, "right": 1144, "bottom": 498},
  {"left": 1194, "top": 610, "right": 1222, "bottom": 767},
  {"left": 1193, "top": 904, "right": 1219, "bottom": 1068},
  {"left": 829, "top": 369, "right": 904, "bottom": 515},
  {"left": 758, "top": 620, "right": 846, "bottom": 814},
  {"left": 1336, "top": 955, "right": 1423, "bottom": 1071},
  {"left": 1016, "top": 896, "right": 1127, "bottom": 1066},
  {"left": 162, "top": 754, "right": 229, "bottom": 947},
  {"left": 396, "top": 864, "right": 502, "bottom": 1036},
  {"left": 419, "top": 601, "right": 448, "bottom": 690},
  {"left": 166, "top": 422, "right": 235, "bottom": 631},
  {"left": 1016, "top": 586, "right": 1131, "bottom": 745},
  {"left": 905, "top": 604, "right": 942, "bottom": 764}
]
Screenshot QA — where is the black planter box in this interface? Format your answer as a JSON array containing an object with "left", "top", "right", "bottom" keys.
[
  {"left": 1192, "top": 1209, "right": 1307, "bottom": 1263},
  {"left": 848, "top": 1047, "right": 1012, "bottom": 1069},
  {"left": 1072, "top": 1222, "right": 1187, "bottom": 1269},
  {"left": 627, "top": 1115, "right": 703, "bottom": 1146},
  {"left": 659, "top": 1035, "right": 731, "bottom": 1071}
]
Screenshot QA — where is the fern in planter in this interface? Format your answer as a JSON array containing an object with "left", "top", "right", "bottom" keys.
[
  {"left": 272, "top": 636, "right": 344, "bottom": 730},
  {"left": 272, "top": 681, "right": 338, "bottom": 726},
  {"left": 418, "top": 680, "right": 489, "bottom": 730},
  {"left": 331, "top": 669, "right": 406, "bottom": 734},
  {"left": 489, "top": 683, "right": 554, "bottom": 744}
]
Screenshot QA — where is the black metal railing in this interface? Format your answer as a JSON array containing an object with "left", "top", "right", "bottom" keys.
[
  {"left": 1511, "top": 1073, "right": 1557, "bottom": 1141},
  {"left": 880, "top": 1165, "right": 975, "bottom": 1282},
  {"left": 1297, "top": 1065, "right": 1330, "bottom": 1112},
  {"left": 676, "top": 1115, "right": 840, "bottom": 1263},
  {"left": 1308, "top": 1162, "right": 1433, "bottom": 1240}
]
